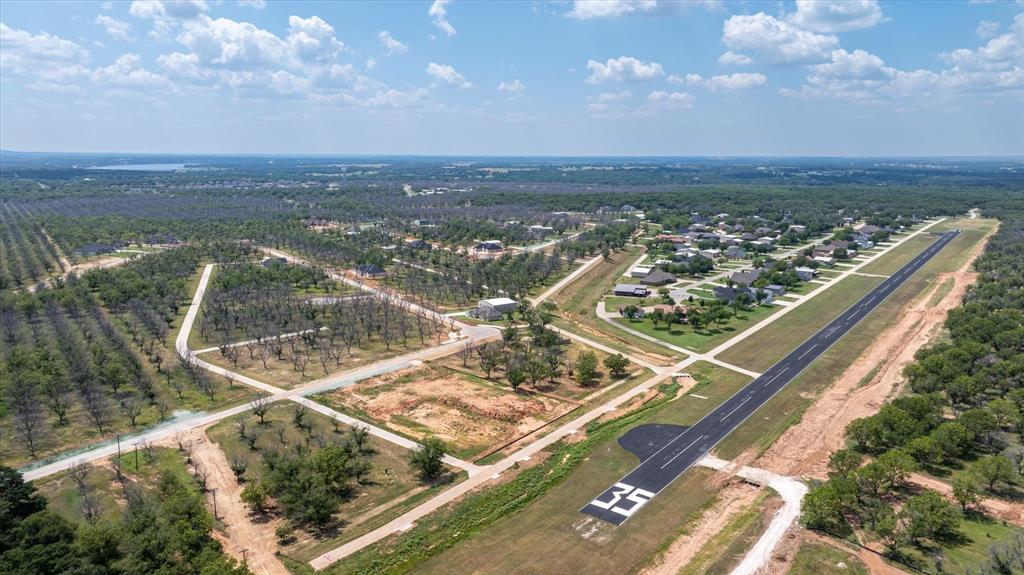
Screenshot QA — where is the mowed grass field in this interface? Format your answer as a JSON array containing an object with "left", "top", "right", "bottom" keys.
[
  {"left": 714, "top": 217, "right": 995, "bottom": 459},
  {"left": 613, "top": 301, "right": 781, "bottom": 353},
  {"left": 406, "top": 362, "right": 751, "bottom": 575},
  {"left": 789, "top": 541, "right": 868, "bottom": 575}
]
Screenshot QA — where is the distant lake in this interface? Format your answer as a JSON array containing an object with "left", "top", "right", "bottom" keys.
[{"left": 87, "top": 163, "right": 191, "bottom": 171}]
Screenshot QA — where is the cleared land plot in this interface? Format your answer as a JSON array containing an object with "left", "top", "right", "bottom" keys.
[
  {"left": 789, "top": 541, "right": 868, "bottom": 575},
  {"left": 716, "top": 274, "right": 883, "bottom": 373},
  {"left": 402, "top": 362, "right": 752, "bottom": 575},
  {"left": 313, "top": 364, "right": 576, "bottom": 459},
  {"left": 613, "top": 302, "right": 780, "bottom": 353},
  {"left": 205, "top": 402, "right": 447, "bottom": 562},
  {"left": 714, "top": 220, "right": 990, "bottom": 460}
]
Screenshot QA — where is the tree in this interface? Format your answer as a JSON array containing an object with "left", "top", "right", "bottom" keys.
[
  {"left": 875, "top": 449, "right": 917, "bottom": 489},
  {"left": 904, "top": 490, "right": 961, "bottom": 544},
  {"left": 603, "top": 353, "right": 629, "bottom": 378},
  {"left": 250, "top": 396, "right": 271, "bottom": 424},
  {"left": 988, "top": 398, "right": 1020, "bottom": 429},
  {"left": 506, "top": 365, "right": 526, "bottom": 391},
  {"left": 951, "top": 476, "right": 982, "bottom": 513},
  {"left": 801, "top": 483, "right": 846, "bottom": 532},
  {"left": 241, "top": 480, "right": 269, "bottom": 513},
  {"left": 973, "top": 455, "right": 1016, "bottom": 492},
  {"left": 827, "top": 449, "right": 863, "bottom": 478},
  {"left": 0, "top": 465, "right": 47, "bottom": 532},
  {"left": 409, "top": 436, "right": 446, "bottom": 482},
  {"left": 576, "top": 351, "right": 599, "bottom": 387}
]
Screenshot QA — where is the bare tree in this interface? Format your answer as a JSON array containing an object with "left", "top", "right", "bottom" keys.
[
  {"left": 10, "top": 387, "right": 46, "bottom": 457},
  {"left": 250, "top": 396, "right": 271, "bottom": 424},
  {"left": 121, "top": 395, "right": 145, "bottom": 427},
  {"left": 457, "top": 342, "right": 474, "bottom": 367},
  {"left": 229, "top": 454, "right": 247, "bottom": 482}
]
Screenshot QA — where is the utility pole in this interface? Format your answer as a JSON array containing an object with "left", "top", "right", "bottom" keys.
[
  {"left": 116, "top": 433, "right": 121, "bottom": 458},
  {"left": 134, "top": 444, "right": 139, "bottom": 469},
  {"left": 211, "top": 488, "right": 218, "bottom": 519}
]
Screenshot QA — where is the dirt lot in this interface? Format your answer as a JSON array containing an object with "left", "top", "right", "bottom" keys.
[
  {"left": 753, "top": 221, "right": 994, "bottom": 479},
  {"left": 319, "top": 365, "right": 574, "bottom": 458},
  {"left": 639, "top": 481, "right": 763, "bottom": 575}
]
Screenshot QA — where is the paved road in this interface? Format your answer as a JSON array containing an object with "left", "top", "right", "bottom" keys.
[{"left": 581, "top": 230, "right": 959, "bottom": 525}]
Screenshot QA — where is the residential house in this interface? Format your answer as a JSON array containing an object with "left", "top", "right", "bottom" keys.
[
  {"left": 630, "top": 266, "right": 653, "bottom": 278},
  {"left": 714, "top": 286, "right": 771, "bottom": 304},
  {"left": 406, "top": 239, "right": 432, "bottom": 250},
  {"left": 355, "top": 263, "right": 386, "bottom": 278},
  {"left": 699, "top": 248, "right": 722, "bottom": 259},
  {"left": 765, "top": 284, "right": 787, "bottom": 297},
  {"left": 730, "top": 268, "right": 762, "bottom": 286},
  {"left": 261, "top": 256, "right": 288, "bottom": 268},
  {"left": 640, "top": 270, "right": 677, "bottom": 286},
  {"left": 725, "top": 246, "right": 747, "bottom": 259},
  {"left": 794, "top": 266, "right": 818, "bottom": 281}
]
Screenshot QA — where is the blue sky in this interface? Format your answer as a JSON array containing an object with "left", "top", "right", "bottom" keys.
[{"left": 1, "top": 0, "right": 1021, "bottom": 156}]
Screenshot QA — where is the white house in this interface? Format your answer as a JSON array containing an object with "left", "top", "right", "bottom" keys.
[{"left": 476, "top": 297, "right": 518, "bottom": 320}]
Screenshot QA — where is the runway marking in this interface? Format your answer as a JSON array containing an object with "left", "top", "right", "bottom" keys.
[
  {"left": 797, "top": 344, "right": 817, "bottom": 359},
  {"left": 689, "top": 393, "right": 708, "bottom": 399},
  {"left": 720, "top": 396, "right": 751, "bottom": 422},
  {"left": 660, "top": 436, "right": 704, "bottom": 470}
]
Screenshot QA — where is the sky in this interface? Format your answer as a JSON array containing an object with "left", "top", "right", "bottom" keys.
[{"left": 1, "top": 0, "right": 1022, "bottom": 156}]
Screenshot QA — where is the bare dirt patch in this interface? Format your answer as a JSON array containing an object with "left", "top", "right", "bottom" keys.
[
  {"left": 184, "top": 429, "right": 288, "bottom": 575},
  {"left": 805, "top": 531, "right": 911, "bottom": 575},
  {"left": 753, "top": 225, "right": 994, "bottom": 479},
  {"left": 640, "top": 481, "right": 762, "bottom": 575},
  {"left": 323, "top": 365, "right": 574, "bottom": 457},
  {"left": 909, "top": 473, "right": 1024, "bottom": 526}
]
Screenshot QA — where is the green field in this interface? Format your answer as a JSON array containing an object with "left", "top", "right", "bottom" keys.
[
  {"left": 858, "top": 234, "right": 936, "bottom": 275},
  {"left": 613, "top": 302, "right": 780, "bottom": 353},
  {"left": 716, "top": 274, "right": 882, "bottom": 372}
]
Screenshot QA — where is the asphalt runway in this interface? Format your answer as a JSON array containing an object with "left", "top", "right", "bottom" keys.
[{"left": 581, "top": 230, "right": 960, "bottom": 525}]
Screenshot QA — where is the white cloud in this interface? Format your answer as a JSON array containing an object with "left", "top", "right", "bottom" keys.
[
  {"left": 789, "top": 26, "right": 1024, "bottom": 105},
  {"left": 722, "top": 13, "right": 838, "bottom": 65},
  {"left": 378, "top": 30, "right": 407, "bottom": 56},
  {"left": 429, "top": 0, "right": 456, "bottom": 37},
  {"left": 567, "top": 0, "right": 719, "bottom": 19},
  {"left": 788, "top": 0, "right": 883, "bottom": 33},
  {"left": 585, "top": 56, "right": 663, "bottom": 83},
  {"left": 497, "top": 79, "right": 526, "bottom": 94},
  {"left": 363, "top": 87, "right": 430, "bottom": 108},
  {"left": 568, "top": 0, "right": 657, "bottom": 19},
  {"left": 595, "top": 90, "right": 631, "bottom": 101},
  {"left": 718, "top": 51, "right": 753, "bottom": 66},
  {"left": 95, "top": 15, "right": 135, "bottom": 42},
  {"left": 365, "top": 57, "right": 376, "bottom": 69},
  {"left": 91, "top": 53, "right": 170, "bottom": 87},
  {"left": 129, "top": 0, "right": 209, "bottom": 40},
  {"left": 646, "top": 90, "right": 694, "bottom": 107},
  {"left": 426, "top": 62, "right": 471, "bottom": 88},
  {"left": 686, "top": 72, "right": 767, "bottom": 91},
  {"left": 0, "top": 23, "right": 90, "bottom": 91},
  {"left": 287, "top": 15, "right": 345, "bottom": 63},
  {"left": 238, "top": 0, "right": 266, "bottom": 8},
  {"left": 976, "top": 20, "right": 1001, "bottom": 39}
]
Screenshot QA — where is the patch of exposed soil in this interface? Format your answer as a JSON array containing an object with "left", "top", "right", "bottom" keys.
[
  {"left": 185, "top": 430, "right": 288, "bottom": 575},
  {"left": 331, "top": 367, "right": 573, "bottom": 453},
  {"left": 639, "top": 481, "right": 762, "bottom": 575},
  {"left": 753, "top": 226, "right": 994, "bottom": 479},
  {"left": 909, "top": 473, "right": 1024, "bottom": 526}
]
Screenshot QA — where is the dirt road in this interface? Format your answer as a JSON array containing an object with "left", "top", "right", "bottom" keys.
[{"left": 186, "top": 430, "right": 288, "bottom": 575}]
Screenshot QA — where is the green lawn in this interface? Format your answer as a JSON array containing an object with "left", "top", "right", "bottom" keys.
[
  {"left": 858, "top": 234, "right": 937, "bottom": 276},
  {"left": 716, "top": 274, "right": 881, "bottom": 373},
  {"left": 613, "top": 302, "right": 780, "bottom": 353},
  {"left": 896, "top": 515, "right": 1023, "bottom": 575}
]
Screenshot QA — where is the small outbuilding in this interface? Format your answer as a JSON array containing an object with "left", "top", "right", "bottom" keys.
[
  {"left": 476, "top": 297, "right": 518, "bottom": 321},
  {"left": 614, "top": 284, "right": 650, "bottom": 297}
]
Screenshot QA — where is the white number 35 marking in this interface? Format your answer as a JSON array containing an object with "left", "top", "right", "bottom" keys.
[{"left": 589, "top": 482, "right": 655, "bottom": 518}]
